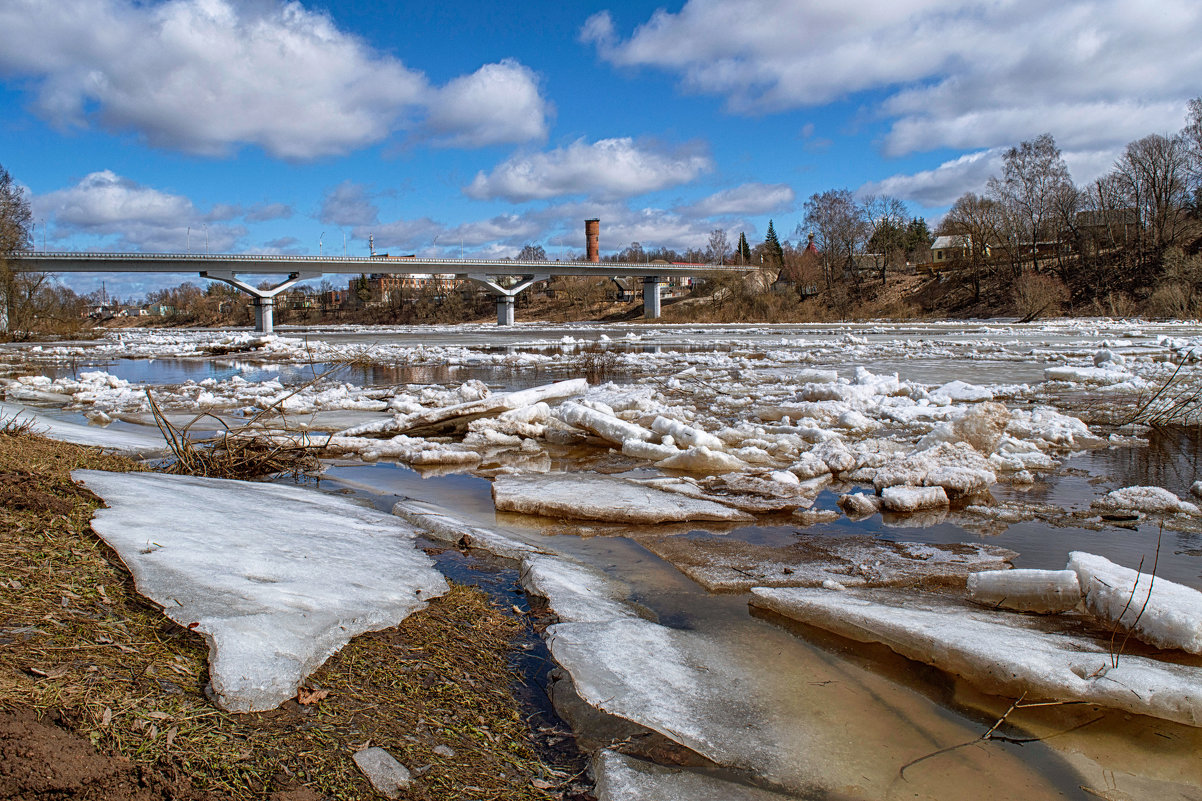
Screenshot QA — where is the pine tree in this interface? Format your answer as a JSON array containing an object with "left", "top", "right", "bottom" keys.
[
  {"left": 762, "top": 220, "right": 784, "bottom": 267},
  {"left": 737, "top": 232, "right": 752, "bottom": 263}
]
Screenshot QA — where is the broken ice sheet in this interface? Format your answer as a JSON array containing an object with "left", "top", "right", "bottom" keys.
[
  {"left": 639, "top": 533, "right": 1014, "bottom": 592},
  {"left": 492, "top": 473, "right": 752, "bottom": 524},
  {"left": 592, "top": 749, "right": 795, "bottom": 801},
  {"left": 73, "top": 470, "right": 448, "bottom": 712},
  {"left": 750, "top": 587, "right": 1202, "bottom": 727}
]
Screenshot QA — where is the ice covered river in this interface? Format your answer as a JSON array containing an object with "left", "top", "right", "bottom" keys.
[{"left": 5, "top": 318, "right": 1202, "bottom": 800}]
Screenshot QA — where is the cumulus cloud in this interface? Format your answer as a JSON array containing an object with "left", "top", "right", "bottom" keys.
[
  {"left": 585, "top": 0, "right": 1202, "bottom": 157},
  {"left": 424, "top": 60, "right": 551, "bottom": 148},
  {"left": 246, "top": 202, "right": 294, "bottom": 222},
  {"left": 34, "top": 170, "right": 245, "bottom": 251},
  {"left": 681, "top": 182, "right": 795, "bottom": 217},
  {"left": 0, "top": 0, "right": 550, "bottom": 159},
  {"left": 858, "top": 150, "right": 1004, "bottom": 208},
  {"left": 465, "top": 137, "right": 712, "bottom": 202},
  {"left": 319, "top": 181, "right": 381, "bottom": 228}
]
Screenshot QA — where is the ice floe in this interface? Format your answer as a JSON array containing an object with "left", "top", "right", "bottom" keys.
[
  {"left": 750, "top": 587, "right": 1202, "bottom": 727},
  {"left": 1092, "top": 486, "right": 1201, "bottom": 517},
  {"left": 1070, "top": 551, "right": 1202, "bottom": 655},
  {"left": 0, "top": 401, "right": 169, "bottom": 457},
  {"left": 74, "top": 470, "right": 448, "bottom": 712},
  {"left": 967, "top": 568, "right": 1082, "bottom": 613},
  {"left": 592, "top": 750, "right": 794, "bottom": 801},
  {"left": 492, "top": 473, "right": 752, "bottom": 523}
]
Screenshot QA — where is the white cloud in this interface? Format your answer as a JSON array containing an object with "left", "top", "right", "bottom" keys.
[
  {"left": 586, "top": 0, "right": 1202, "bottom": 157},
  {"left": 424, "top": 60, "right": 551, "bottom": 148},
  {"left": 0, "top": 0, "right": 550, "bottom": 159},
  {"left": 246, "top": 202, "right": 294, "bottom": 222},
  {"left": 465, "top": 137, "right": 712, "bottom": 202},
  {"left": 858, "top": 150, "right": 1003, "bottom": 208},
  {"left": 319, "top": 181, "right": 380, "bottom": 227},
  {"left": 34, "top": 170, "right": 244, "bottom": 251},
  {"left": 681, "top": 182, "right": 795, "bottom": 216}
]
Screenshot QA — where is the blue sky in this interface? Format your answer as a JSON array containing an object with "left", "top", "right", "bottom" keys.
[{"left": 0, "top": 0, "right": 1198, "bottom": 297}]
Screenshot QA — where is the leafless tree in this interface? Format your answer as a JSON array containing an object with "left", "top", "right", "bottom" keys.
[
  {"left": 987, "top": 133, "right": 1074, "bottom": 270},
  {"left": 802, "top": 189, "right": 866, "bottom": 288},
  {"left": 0, "top": 163, "right": 37, "bottom": 334},
  {"left": 1114, "top": 133, "right": 1192, "bottom": 259},
  {"left": 941, "top": 193, "right": 1006, "bottom": 301},
  {"left": 860, "top": 194, "right": 908, "bottom": 279},
  {"left": 706, "top": 228, "right": 729, "bottom": 265}
]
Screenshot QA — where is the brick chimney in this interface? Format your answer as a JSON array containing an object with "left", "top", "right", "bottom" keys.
[{"left": 585, "top": 218, "right": 600, "bottom": 263}]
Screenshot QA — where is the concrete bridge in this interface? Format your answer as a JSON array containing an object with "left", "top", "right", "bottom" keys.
[{"left": 15, "top": 252, "right": 755, "bottom": 333}]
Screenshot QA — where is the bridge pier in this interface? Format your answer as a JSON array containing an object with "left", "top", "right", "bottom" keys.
[
  {"left": 643, "top": 276, "right": 663, "bottom": 319},
  {"left": 468, "top": 274, "right": 548, "bottom": 326},
  {"left": 201, "top": 270, "right": 318, "bottom": 334}
]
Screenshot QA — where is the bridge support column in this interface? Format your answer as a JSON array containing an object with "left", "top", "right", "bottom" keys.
[
  {"left": 468, "top": 273, "right": 548, "bottom": 326},
  {"left": 643, "top": 277, "right": 662, "bottom": 319},
  {"left": 201, "top": 270, "right": 319, "bottom": 334},
  {"left": 496, "top": 295, "right": 516, "bottom": 326},
  {"left": 252, "top": 297, "right": 275, "bottom": 333}
]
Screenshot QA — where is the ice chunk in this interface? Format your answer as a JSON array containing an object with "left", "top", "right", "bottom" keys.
[
  {"left": 1092, "top": 486, "right": 1201, "bottom": 516},
  {"left": 880, "top": 486, "right": 948, "bottom": 512},
  {"left": 640, "top": 535, "right": 1014, "bottom": 593},
  {"left": 924, "top": 465, "right": 997, "bottom": 499},
  {"left": 492, "top": 473, "right": 752, "bottom": 523},
  {"left": 750, "top": 588, "right": 1202, "bottom": 727},
  {"left": 647, "top": 473, "right": 828, "bottom": 514},
  {"left": 837, "top": 493, "right": 880, "bottom": 518},
  {"left": 1044, "top": 365, "right": 1134, "bottom": 385},
  {"left": 622, "top": 439, "right": 681, "bottom": 462},
  {"left": 788, "top": 452, "right": 830, "bottom": 480},
  {"left": 1193, "top": 480, "right": 1202, "bottom": 499},
  {"left": 547, "top": 618, "right": 798, "bottom": 785},
  {"left": 557, "top": 401, "right": 655, "bottom": 446},
  {"left": 73, "top": 470, "right": 448, "bottom": 712},
  {"left": 655, "top": 446, "right": 749, "bottom": 474},
  {"left": 520, "top": 555, "right": 639, "bottom": 624},
  {"left": 391, "top": 498, "right": 544, "bottom": 560},
  {"left": 967, "top": 569, "right": 1081, "bottom": 613},
  {"left": 1069, "top": 552, "right": 1202, "bottom": 655},
  {"left": 651, "top": 416, "right": 725, "bottom": 450},
  {"left": 340, "top": 379, "right": 587, "bottom": 438},
  {"left": 930, "top": 380, "right": 993, "bottom": 403},
  {"left": 0, "top": 402, "right": 169, "bottom": 458},
  {"left": 592, "top": 750, "right": 794, "bottom": 801}
]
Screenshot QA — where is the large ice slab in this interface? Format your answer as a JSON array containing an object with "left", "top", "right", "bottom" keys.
[
  {"left": 750, "top": 587, "right": 1202, "bottom": 727},
  {"left": 1091, "top": 486, "right": 1201, "bottom": 517},
  {"left": 337, "top": 379, "right": 587, "bottom": 438},
  {"left": 492, "top": 473, "right": 752, "bottom": 523},
  {"left": 0, "top": 401, "right": 169, "bottom": 458},
  {"left": 74, "top": 470, "right": 448, "bottom": 712},
  {"left": 640, "top": 535, "right": 1014, "bottom": 592},
  {"left": 520, "top": 555, "right": 640, "bottom": 624},
  {"left": 592, "top": 750, "right": 795, "bottom": 801},
  {"left": 546, "top": 618, "right": 798, "bottom": 786},
  {"left": 1069, "top": 551, "right": 1202, "bottom": 654}
]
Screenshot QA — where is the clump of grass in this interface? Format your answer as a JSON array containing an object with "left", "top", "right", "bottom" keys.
[
  {"left": 1122, "top": 361, "right": 1202, "bottom": 427},
  {"left": 0, "top": 430, "right": 577, "bottom": 800},
  {"left": 574, "top": 345, "right": 619, "bottom": 385}
]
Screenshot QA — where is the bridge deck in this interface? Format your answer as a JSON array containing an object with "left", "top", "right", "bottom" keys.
[{"left": 14, "top": 252, "right": 750, "bottom": 278}]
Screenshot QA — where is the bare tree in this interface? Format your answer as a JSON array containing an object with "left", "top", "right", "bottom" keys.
[
  {"left": 706, "top": 228, "right": 729, "bottom": 265},
  {"left": 860, "top": 194, "right": 908, "bottom": 279},
  {"left": 0, "top": 163, "right": 34, "bottom": 334},
  {"left": 1184, "top": 97, "right": 1202, "bottom": 191},
  {"left": 802, "top": 189, "right": 865, "bottom": 288},
  {"left": 941, "top": 192, "right": 1006, "bottom": 302},
  {"left": 1114, "top": 133, "right": 1192, "bottom": 259},
  {"left": 987, "top": 133, "right": 1073, "bottom": 270}
]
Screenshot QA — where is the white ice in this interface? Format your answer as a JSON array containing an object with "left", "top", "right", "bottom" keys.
[
  {"left": 0, "top": 401, "right": 169, "bottom": 457},
  {"left": 1069, "top": 551, "right": 1202, "bottom": 654},
  {"left": 1092, "top": 486, "right": 1201, "bottom": 517},
  {"left": 750, "top": 587, "right": 1202, "bottom": 727},
  {"left": 967, "top": 569, "right": 1081, "bottom": 613},
  {"left": 592, "top": 750, "right": 794, "bottom": 801},
  {"left": 74, "top": 470, "right": 448, "bottom": 712},
  {"left": 492, "top": 473, "right": 752, "bottom": 523}
]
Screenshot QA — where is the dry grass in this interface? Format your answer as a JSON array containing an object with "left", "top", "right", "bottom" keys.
[{"left": 0, "top": 430, "right": 577, "bottom": 800}]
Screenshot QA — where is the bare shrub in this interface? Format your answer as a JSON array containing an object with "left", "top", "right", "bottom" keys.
[{"left": 1013, "top": 272, "right": 1068, "bottom": 321}]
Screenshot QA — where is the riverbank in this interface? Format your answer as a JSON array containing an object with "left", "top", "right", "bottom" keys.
[{"left": 0, "top": 428, "right": 588, "bottom": 801}]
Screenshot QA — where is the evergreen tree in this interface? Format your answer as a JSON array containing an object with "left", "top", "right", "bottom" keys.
[
  {"left": 737, "top": 232, "right": 752, "bottom": 263},
  {"left": 762, "top": 220, "right": 784, "bottom": 267}
]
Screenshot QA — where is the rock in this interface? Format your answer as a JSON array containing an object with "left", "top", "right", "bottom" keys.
[
  {"left": 352, "top": 747, "right": 412, "bottom": 798},
  {"left": 432, "top": 744, "right": 455, "bottom": 758}
]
